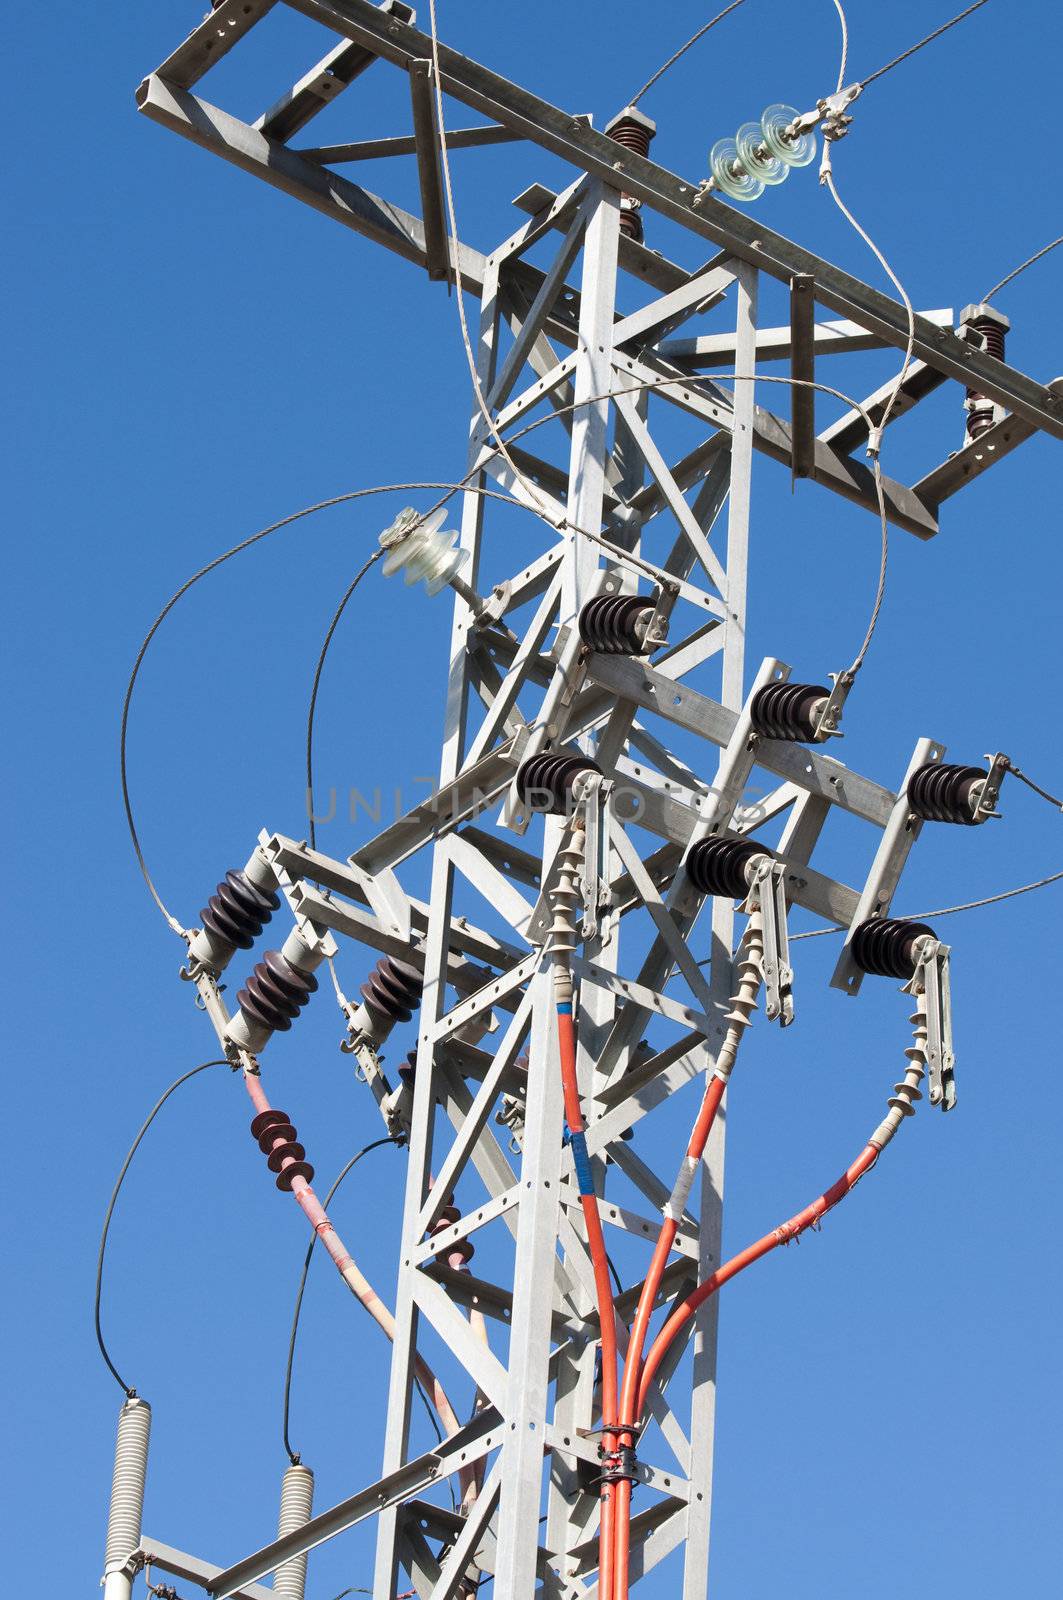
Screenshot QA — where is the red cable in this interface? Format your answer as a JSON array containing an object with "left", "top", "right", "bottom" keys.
[
  {"left": 556, "top": 1004, "right": 619, "bottom": 1600},
  {"left": 637, "top": 1143, "right": 878, "bottom": 1414},
  {"left": 611, "top": 1072, "right": 726, "bottom": 1597}
]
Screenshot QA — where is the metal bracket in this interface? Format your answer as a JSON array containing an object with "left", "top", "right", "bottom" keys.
[
  {"left": 908, "top": 939, "right": 955, "bottom": 1111},
  {"left": 811, "top": 668, "right": 853, "bottom": 741},
  {"left": 580, "top": 774, "right": 614, "bottom": 944},
  {"left": 747, "top": 858, "right": 794, "bottom": 1026},
  {"left": 973, "top": 751, "right": 1009, "bottom": 820},
  {"left": 341, "top": 1033, "right": 398, "bottom": 1121}
]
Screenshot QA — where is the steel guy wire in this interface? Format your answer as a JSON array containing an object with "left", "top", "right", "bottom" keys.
[
  {"left": 95, "top": 1059, "right": 230, "bottom": 1397},
  {"left": 858, "top": 0, "right": 995, "bottom": 90},
  {"left": 831, "top": 0, "right": 849, "bottom": 95},
  {"left": 787, "top": 869, "right": 1063, "bottom": 942},
  {"left": 282, "top": 1135, "right": 403, "bottom": 1466},
  {"left": 626, "top": 1, "right": 749, "bottom": 107},
  {"left": 983, "top": 235, "right": 1063, "bottom": 305},
  {"left": 306, "top": 549, "right": 383, "bottom": 854}
]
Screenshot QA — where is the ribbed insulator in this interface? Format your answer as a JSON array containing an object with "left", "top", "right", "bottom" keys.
[
  {"left": 516, "top": 751, "right": 601, "bottom": 815},
  {"left": 398, "top": 1050, "right": 418, "bottom": 1088},
  {"left": 380, "top": 507, "right": 469, "bottom": 598},
  {"left": 237, "top": 949, "right": 319, "bottom": 1034},
  {"left": 870, "top": 994, "right": 927, "bottom": 1148},
  {"left": 851, "top": 918, "right": 936, "bottom": 980},
  {"left": 104, "top": 1397, "right": 151, "bottom": 1574},
  {"left": 618, "top": 202, "right": 644, "bottom": 243},
  {"left": 750, "top": 681, "right": 829, "bottom": 742},
  {"left": 686, "top": 836, "right": 765, "bottom": 899},
  {"left": 274, "top": 1463, "right": 315, "bottom": 1600},
  {"left": 608, "top": 118, "right": 652, "bottom": 158},
  {"left": 907, "top": 762, "right": 985, "bottom": 825},
  {"left": 964, "top": 312, "right": 1007, "bottom": 440},
  {"left": 359, "top": 956, "right": 423, "bottom": 1026},
  {"left": 606, "top": 111, "right": 654, "bottom": 243},
  {"left": 546, "top": 826, "right": 586, "bottom": 964},
  {"left": 578, "top": 593, "right": 656, "bottom": 654},
  {"left": 715, "top": 909, "right": 763, "bottom": 1081},
  {"left": 250, "top": 1108, "right": 315, "bottom": 1190},
  {"left": 199, "top": 869, "right": 279, "bottom": 955}
]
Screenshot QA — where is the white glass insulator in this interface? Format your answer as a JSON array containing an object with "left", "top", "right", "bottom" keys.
[
  {"left": 379, "top": 506, "right": 468, "bottom": 596},
  {"left": 761, "top": 104, "right": 817, "bottom": 167},
  {"left": 736, "top": 121, "right": 788, "bottom": 185},
  {"left": 709, "top": 138, "right": 764, "bottom": 202}
]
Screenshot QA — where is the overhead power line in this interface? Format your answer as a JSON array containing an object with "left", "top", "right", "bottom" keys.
[
  {"left": 859, "top": 0, "right": 995, "bottom": 89},
  {"left": 983, "top": 235, "right": 1063, "bottom": 305}
]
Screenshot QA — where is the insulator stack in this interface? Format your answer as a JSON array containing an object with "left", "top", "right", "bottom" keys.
[
  {"left": 960, "top": 303, "right": 1010, "bottom": 440},
  {"left": 686, "top": 836, "right": 766, "bottom": 899},
  {"left": 428, "top": 1201, "right": 475, "bottom": 1270},
  {"left": 187, "top": 848, "right": 280, "bottom": 974},
  {"left": 715, "top": 908, "right": 764, "bottom": 1081},
  {"left": 516, "top": 752, "right": 601, "bottom": 816},
  {"left": 907, "top": 762, "right": 986, "bottom": 825},
  {"left": 102, "top": 1396, "right": 151, "bottom": 1600},
  {"left": 851, "top": 917, "right": 936, "bottom": 979},
  {"left": 274, "top": 1463, "right": 315, "bottom": 1600},
  {"left": 238, "top": 949, "right": 319, "bottom": 1035},
  {"left": 578, "top": 593, "right": 656, "bottom": 654},
  {"left": 360, "top": 957, "right": 423, "bottom": 1030},
  {"left": 605, "top": 106, "right": 656, "bottom": 242},
  {"left": 398, "top": 1049, "right": 418, "bottom": 1088},
  {"left": 251, "top": 1108, "right": 315, "bottom": 1190},
  {"left": 750, "top": 681, "right": 829, "bottom": 742}
]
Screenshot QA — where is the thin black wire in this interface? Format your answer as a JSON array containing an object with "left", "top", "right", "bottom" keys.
[
  {"left": 95, "top": 1059, "right": 230, "bottom": 1396},
  {"left": 628, "top": 2, "right": 749, "bottom": 106},
  {"left": 120, "top": 482, "right": 525, "bottom": 933},
  {"left": 606, "top": 1252, "right": 624, "bottom": 1298},
  {"left": 859, "top": 0, "right": 993, "bottom": 88},
  {"left": 983, "top": 236, "right": 1063, "bottom": 304},
  {"left": 282, "top": 1135, "right": 403, "bottom": 1465},
  {"left": 306, "top": 550, "right": 383, "bottom": 851},
  {"left": 1004, "top": 759, "right": 1063, "bottom": 811}
]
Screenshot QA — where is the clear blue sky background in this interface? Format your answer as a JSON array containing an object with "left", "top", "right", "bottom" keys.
[{"left": 4, "top": 3, "right": 1062, "bottom": 1597}]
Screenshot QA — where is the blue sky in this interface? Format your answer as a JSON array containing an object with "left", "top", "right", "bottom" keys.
[{"left": 4, "top": 3, "right": 1063, "bottom": 1597}]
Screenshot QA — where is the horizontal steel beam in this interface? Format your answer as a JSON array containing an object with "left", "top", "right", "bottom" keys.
[
  {"left": 300, "top": 121, "right": 521, "bottom": 161},
  {"left": 135, "top": 76, "right": 488, "bottom": 293},
  {"left": 136, "top": 1540, "right": 274, "bottom": 1600},
  {"left": 210, "top": 1411, "right": 504, "bottom": 1597},
  {"left": 281, "top": 0, "right": 1063, "bottom": 441},
  {"left": 658, "top": 310, "right": 955, "bottom": 366}
]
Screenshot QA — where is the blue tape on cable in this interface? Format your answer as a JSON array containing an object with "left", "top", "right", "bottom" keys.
[
  {"left": 557, "top": 1002, "right": 573, "bottom": 1016},
  {"left": 570, "top": 1130, "right": 594, "bottom": 1196}
]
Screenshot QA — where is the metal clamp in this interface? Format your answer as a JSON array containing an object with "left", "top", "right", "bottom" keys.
[
  {"left": 580, "top": 774, "right": 614, "bottom": 945},
  {"left": 746, "top": 858, "right": 794, "bottom": 1026},
  {"left": 341, "top": 1031, "right": 399, "bottom": 1125},
  {"left": 811, "top": 668, "right": 854, "bottom": 741},
  {"left": 908, "top": 938, "right": 955, "bottom": 1111},
  {"left": 972, "top": 751, "right": 1009, "bottom": 820}
]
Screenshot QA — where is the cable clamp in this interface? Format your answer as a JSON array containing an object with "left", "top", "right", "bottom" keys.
[
  {"left": 595, "top": 1445, "right": 640, "bottom": 1487},
  {"left": 745, "top": 860, "right": 794, "bottom": 1027},
  {"left": 811, "top": 669, "right": 854, "bottom": 741},
  {"left": 905, "top": 939, "right": 955, "bottom": 1111}
]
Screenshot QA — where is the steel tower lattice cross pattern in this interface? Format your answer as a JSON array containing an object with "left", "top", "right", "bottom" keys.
[{"left": 106, "top": 5, "right": 1063, "bottom": 1600}]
